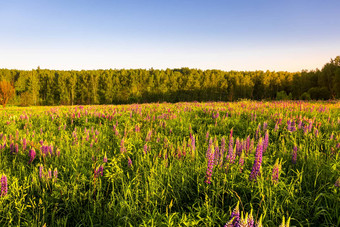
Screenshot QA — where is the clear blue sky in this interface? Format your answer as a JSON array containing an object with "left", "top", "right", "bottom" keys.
[{"left": 0, "top": 0, "right": 339, "bottom": 71}]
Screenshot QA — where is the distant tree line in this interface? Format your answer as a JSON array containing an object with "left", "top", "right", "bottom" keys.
[{"left": 0, "top": 56, "right": 339, "bottom": 106}]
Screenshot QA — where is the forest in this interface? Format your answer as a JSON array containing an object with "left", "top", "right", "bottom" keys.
[{"left": 0, "top": 56, "right": 339, "bottom": 106}]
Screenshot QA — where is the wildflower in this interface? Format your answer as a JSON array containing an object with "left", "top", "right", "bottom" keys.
[
  {"left": 143, "top": 143, "right": 148, "bottom": 155},
  {"left": 335, "top": 177, "right": 340, "bottom": 187},
  {"left": 53, "top": 168, "right": 58, "bottom": 179},
  {"left": 120, "top": 139, "right": 126, "bottom": 153},
  {"left": 249, "top": 139, "right": 263, "bottom": 181},
  {"left": 39, "top": 165, "right": 43, "bottom": 179},
  {"left": 245, "top": 135, "right": 250, "bottom": 154},
  {"left": 263, "top": 130, "right": 269, "bottom": 153},
  {"left": 205, "top": 145, "right": 214, "bottom": 184},
  {"left": 224, "top": 202, "right": 240, "bottom": 227},
  {"left": 23, "top": 138, "right": 27, "bottom": 150},
  {"left": 145, "top": 130, "right": 152, "bottom": 142},
  {"left": 272, "top": 159, "right": 281, "bottom": 184},
  {"left": 103, "top": 152, "right": 108, "bottom": 163},
  {"left": 235, "top": 138, "right": 242, "bottom": 156},
  {"left": 1, "top": 174, "right": 8, "bottom": 197},
  {"left": 128, "top": 157, "right": 132, "bottom": 167},
  {"left": 263, "top": 121, "right": 268, "bottom": 131},
  {"left": 292, "top": 145, "right": 298, "bottom": 164},
  {"left": 239, "top": 152, "right": 245, "bottom": 172},
  {"left": 28, "top": 148, "right": 36, "bottom": 164},
  {"left": 191, "top": 135, "right": 196, "bottom": 152},
  {"left": 247, "top": 212, "right": 255, "bottom": 227},
  {"left": 48, "top": 168, "right": 52, "bottom": 179},
  {"left": 227, "top": 136, "right": 235, "bottom": 163},
  {"left": 98, "top": 165, "right": 104, "bottom": 176}
]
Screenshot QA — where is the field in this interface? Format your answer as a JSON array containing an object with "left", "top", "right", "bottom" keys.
[{"left": 0, "top": 101, "right": 339, "bottom": 226}]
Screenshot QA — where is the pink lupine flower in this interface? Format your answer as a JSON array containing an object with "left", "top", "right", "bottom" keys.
[
  {"left": 39, "top": 165, "right": 43, "bottom": 179},
  {"left": 292, "top": 145, "right": 298, "bottom": 164},
  {"left": 103, "top": 153, "right": 108, "bottom": 163},
  {"left": 1, "top": 174, "right": 8, "bottom": 197},
  {"left": 48, "top": 168, "right": 52, "bottom": 179},
  {"left": 249, "top": 139, "right": 263, "bottom": 182},
  {"left": 205, "top": 145, "right": 214, "bottom": 184},
  {"left": 29, "top": 148, "right": 36, "bottom": 164},
  {"left": 128, "top": 157, "right": 132, "bottom": 167},
  {"left": 53, "top": 168, "right": 58, "bottom": 179},
  {"left": 23, "top": 138, "right": 27, "bottom": 150},
  {"left": 263, "top": 130, "right": 269, "bottom": 153},
  {"left": 272, "top": 159, "right": 281, "bottom": 184}
]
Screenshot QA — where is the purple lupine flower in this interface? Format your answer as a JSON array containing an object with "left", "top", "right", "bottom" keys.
[
  {"left": 53, "top": 168, "right": 58, "bottom": 179},
  {"left": 128, "top": 157, "right": 132, "bottom": 167},
  {"left": 263, "top": 130, "right": 269, "bottom": 153},
  {"left": 191, "top": 135, "right": 196, "bottom": 152},
  {"left": 272, "top": 159, "right": 281, "bottom": 184},
  {"left": 10, "top": 142, "right": 14, "bottom": 154},
  {"left": 287, "top": 119, "right": 291, "bottom": 132},
  {"left": 39, "top": 165, "right": 43, "bottom": 179},
  {"left": 247, "top": 213, "right": 255, "bottom": 227},
  {"left": 292, "top": 145, "right": 298, "bottom": 164},
  {"left": 245, "top": 136, "right": 250, "bottom": 154},
  {"left": 335, "top": 177, "right": 340, "bottom": 187},
  {"left": 205, "top": 145, "right": 214, "bottom": 184},
  {"left": 308, "top": 121, "right": 313, "bottom": 132},
  {"left": 235, "top": 138, "right": 241, "bottom": 156},
  {"left": 28, "top": 148, "right": 36, "bottom": 164},
  {"left": 227, "top": 136, "right": 235, "bottom": 163},
  {"left": 98, "top": 165, "right": 104, "bottom": 176},
  {"left": 263, "top": 121, "right": 268, "bottom": 131},
  {"left": 225, "top": 202, "right": 240, "bottom": 227},
  {"left": 15, "top": 143, "right": 19, "bottom": 154},
  {"left": 103, "top": 153, "right": 108, "bottom": 163},
  {"left": 48, "top": 168, "right": 52, "bottom": 179},
  {"left": 1, "top": 174, "right": 8, "bottom": 197},
  {"left": 120, "top": 139, "right": 126, "bottom": 153},
  {"left": 250, "top": 139, "right": 254, "bottom": 153},
  {"left": 239, "top": 152, "right": 245, "bottom": 172},
  {"left": 206, "top": 131, "right": 209, "bottom": 141},
  {"left": 206, "top": 138, "right": 213, "bottom": 158},
  {"left": 221, "top": 137, "right": 226, "bottom": 154},
  {"left": 314, "top": 128, "right": 319, "bottom": 137},
  {"left": 23, "top": 138, "right": 27, "bottom": 150},
  {"left": 143, "top": 143, "right": 148, "bottom": 155},
  {"left": 249, "top": 139, "right": 263, "bottom": 182},
  {"left": 274, "top": 123, "right": 279, "bottom": 132},
  {"left": 145, "top": 130, "right": 152, "bottom": 142}
]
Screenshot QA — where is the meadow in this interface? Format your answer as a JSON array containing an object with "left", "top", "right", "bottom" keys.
[{"left": 0, "top": 101, "right": 339, "bottom": 226}]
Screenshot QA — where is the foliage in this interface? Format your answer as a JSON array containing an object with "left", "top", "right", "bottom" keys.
[
  {"left": 0, "top": 57, "right": 339, "bottom": 105},
  {"left": 0, "top": 80, "right": 15, "bottom": 107}
]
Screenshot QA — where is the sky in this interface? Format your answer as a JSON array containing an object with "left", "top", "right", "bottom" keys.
[{"left": 0, "top": 0, "right": 339, "bottom": 72}]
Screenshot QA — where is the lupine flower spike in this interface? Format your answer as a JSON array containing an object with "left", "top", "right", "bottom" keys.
[{"left": 1, "top": 174, "right": 8, "bottom": 197}]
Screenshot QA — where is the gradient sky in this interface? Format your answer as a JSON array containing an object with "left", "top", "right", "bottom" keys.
[{"left": 0, "top": 0, "right": 339, "bottom": 71}]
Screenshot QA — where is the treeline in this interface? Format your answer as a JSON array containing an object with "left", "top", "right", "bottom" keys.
[{"left": 0, "top": 56, "right": 339, "bottom": 106}]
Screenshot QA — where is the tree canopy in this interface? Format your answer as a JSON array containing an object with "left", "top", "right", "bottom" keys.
[{"left": 0, "top": 57, "right": 339, "bottom": 106}]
